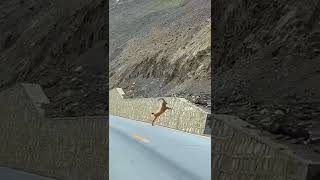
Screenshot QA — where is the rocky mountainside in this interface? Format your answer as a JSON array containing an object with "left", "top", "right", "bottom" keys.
[
  {"left": 213, "top": 0, "right": 320, "bottom": 146},
  {"left": 0, "top": 0, "right": 107, "bottom": 117},
  {"left": 109, "top": 0, "right": 211, "bottom": 107}
]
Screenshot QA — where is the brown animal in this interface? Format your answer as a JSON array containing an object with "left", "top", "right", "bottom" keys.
[{"left": 151, "top": 98, "right": 172, "bottom": 126}]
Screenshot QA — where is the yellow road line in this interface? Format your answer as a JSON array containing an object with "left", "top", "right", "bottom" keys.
[{"left": 132, "top": 134, "right": 150, "bottom": 143}]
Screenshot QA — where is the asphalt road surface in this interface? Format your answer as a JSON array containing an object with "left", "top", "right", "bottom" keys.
[
  {"left": 0, "top": 167, "right": 54, "bottom": 180},
  {"left": 109, "top": 115, "right": 211, "bottom": 180}
]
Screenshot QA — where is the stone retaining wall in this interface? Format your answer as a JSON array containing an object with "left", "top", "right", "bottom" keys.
[
  {"left": 109, "top": 88, "right": 210, "bottom": 135},
  {"left": 40, "top": 116, "right": 108, "bottom": 180},
  {"left": 212, "top": 114, "right": 320, "bottom": 180},
  {"left": 0, "top": 83, "right": 108, "bottom": 180}
]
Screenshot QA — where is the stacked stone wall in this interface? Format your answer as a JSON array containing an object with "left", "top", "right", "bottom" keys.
[
  {"left": 109, "top": 88, "right": 209, "bottom": 135},
  {"left": 0, "top": 84, "right": 108, "bottom": 180},
  {"left": 212, "top": 114, "right": 320, "bottom": 180}
]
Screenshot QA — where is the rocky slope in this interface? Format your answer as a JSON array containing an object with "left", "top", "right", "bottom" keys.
[
  {"left": 0, "top": 0, "right": 107, "bottom": 117},
  {"left": 213, "top": 0, "right": 320, "bottom": 145},
  {"left": 109, "top": 0, "right": 211, "bottom": 107}
]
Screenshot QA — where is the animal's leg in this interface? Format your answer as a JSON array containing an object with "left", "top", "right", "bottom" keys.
[{"left": 152, "top": 116, "right": 158, "bottom": 126}]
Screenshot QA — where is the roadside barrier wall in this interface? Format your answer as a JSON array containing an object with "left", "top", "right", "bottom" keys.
[
  {"left": 212, "top": 114, "right": 320, "bottom": 180},
  {"left": 0, "top": 83, "right": 108, "bottom": 180},
  {"left": 109, "top": 88, "right": 210, "bottom": 135}
]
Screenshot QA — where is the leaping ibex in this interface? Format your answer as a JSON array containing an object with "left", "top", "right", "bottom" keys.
[{"left": 151, "top": 98, "right": 172, "bottom": 126}]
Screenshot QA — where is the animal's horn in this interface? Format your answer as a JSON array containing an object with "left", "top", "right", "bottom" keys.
[{"left": 159, "top": 98, "right": 167, "bottom": 103}]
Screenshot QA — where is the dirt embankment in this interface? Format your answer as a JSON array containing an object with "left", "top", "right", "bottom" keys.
[
  {"left": 109, "top": 0, "right": 211, "bottom": 108},
  {"left": 213, "top": 0, "right": 320, "bottom": 146},
  {"left": 0, "top": 0, "right": 107, "bottom": 117}
]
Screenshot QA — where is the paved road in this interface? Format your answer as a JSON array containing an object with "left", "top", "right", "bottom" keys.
[
  {"left": 109, "top": 115, "right": 211, "bottom": 180},
  {"left": 0, "top": 167, "right": 54, "bottom": 180}
]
